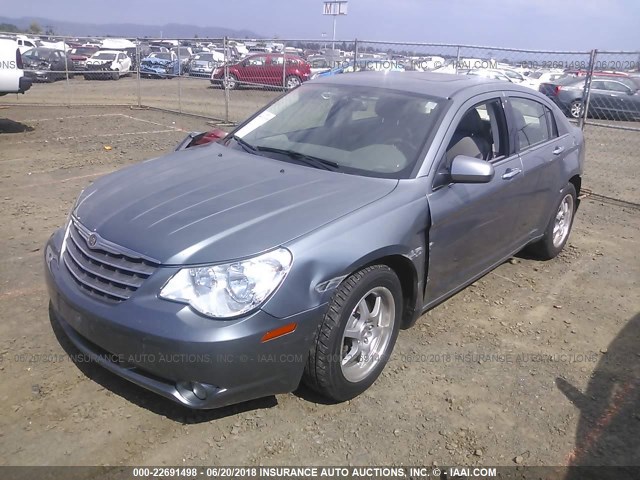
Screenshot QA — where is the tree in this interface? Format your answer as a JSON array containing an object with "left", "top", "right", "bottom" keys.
[
  {"left": 0, "top": 23, "right": 21, "bottom": 33},
  {"left": 28, "top": 21, "right": 42, "bottom": 34}
]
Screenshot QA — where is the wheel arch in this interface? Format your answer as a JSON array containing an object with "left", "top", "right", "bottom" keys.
[{"left": 359, "top": 253, "right": 421, "bottom": 330}]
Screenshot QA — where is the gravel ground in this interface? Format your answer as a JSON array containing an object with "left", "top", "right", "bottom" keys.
[{"left": 0, "top": 103, "right": 638, "bottom": 470}]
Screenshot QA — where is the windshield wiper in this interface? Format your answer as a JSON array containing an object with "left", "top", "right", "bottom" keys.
[
  {"left": 230, "top": 135, "right": 259, "bottom": 154},
  {"left": 254, "top": 146, "right": 340, "bottom": 171}
]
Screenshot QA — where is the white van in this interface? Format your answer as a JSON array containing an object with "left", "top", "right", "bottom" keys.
[{"left": 0, "top": 38, "right": 32, "bottom": 95}]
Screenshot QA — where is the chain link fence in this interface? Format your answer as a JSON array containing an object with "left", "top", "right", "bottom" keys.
[{"left": 2, "top": 33, "right": 639, "bottom": 202}]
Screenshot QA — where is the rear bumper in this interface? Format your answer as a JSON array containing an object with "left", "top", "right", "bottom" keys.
[{"left": 44, "top": 228, "right": 325, "bottom": 409}]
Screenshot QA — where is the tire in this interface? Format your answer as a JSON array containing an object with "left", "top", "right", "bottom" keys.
[
  {"left": 530, "top": 183, "right": 577, "bottom": 260},
  {"left": 224, "top": 74, "right": 238, "bottom": 90},
  {"left": 112, "top": 71, "right": 119, "bottom": 81},
  {"left": 303, "top": 265, "right": 402, "bottom": 402},
  {"left": 569, "top": 100, "right": 584, "bottom": 119},
  {"left": 285, "top": 75, "right": 302, "bottom": 89}
]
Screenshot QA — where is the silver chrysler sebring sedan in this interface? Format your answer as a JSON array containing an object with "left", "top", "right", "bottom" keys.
[{"left": 45, "top": 72, "right": 584, "bottom": 409}]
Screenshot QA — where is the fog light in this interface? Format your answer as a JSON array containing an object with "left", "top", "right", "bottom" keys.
[{"left": 191, "top": 382, "right": 207, "bottom": 400}]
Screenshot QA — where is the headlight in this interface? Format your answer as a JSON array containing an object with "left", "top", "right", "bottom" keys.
[{"left": 159, "top": 248, "right": 292, "bottom": 318}]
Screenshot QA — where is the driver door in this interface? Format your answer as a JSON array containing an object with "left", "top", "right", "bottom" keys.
[{"left": 425, "top": 95, "right": 529, "bottom": 305}]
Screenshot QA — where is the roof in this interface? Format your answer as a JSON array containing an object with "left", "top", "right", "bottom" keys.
[{"left": 310, "top": 71, "right": 523, "bottom": 99}]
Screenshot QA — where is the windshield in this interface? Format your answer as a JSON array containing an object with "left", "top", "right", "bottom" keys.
[
  {"left": 150, "top": 53, "right": 172, "bottom": 60},
  {"left": 93, "top": 53, "right": 116, "bottom": 60},
  {"left": 229, "top": 83, "right": 443, "bottom": 179},
  {"left": 23, "top": 49, "right": 53, "bottom": 60},
  {"left": 194, "top": 54, "right": 214, "bottom": 61},
  {"left": 72, "top": 47, "right": 96, "bottom": 56}
]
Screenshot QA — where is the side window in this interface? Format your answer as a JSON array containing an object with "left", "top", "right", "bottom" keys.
[
  {"left": 590, "top": 80, "right": 606, "bottom": 90},
  {"left": 271, "top": 56, "right": 284, "bottom": 66},
  {"left": 605, "top": 81, "right": 631, "bottom": 93},
  {"left": 445, "top": 98, "right": 508, "bottom": 164},
  {"left": 510, "top": 97, "right": 551, "bottom": 151},
  {"left": 247, "top": 55, "right": 267, "bottom": 66},
  {"left": 544, "top": 106, "right": 559, "bottom": 138}
]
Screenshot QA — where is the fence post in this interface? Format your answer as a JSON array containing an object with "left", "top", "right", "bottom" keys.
[
  {"left": 282, "top": 48, "right": 287, "bottom": 90},
  {"left": 64, "top": 38, "right": 70, "bottom": 107},
  {"left": 223, "top": 36, "right": 230, "bottom": 123},
  {"left": 354, "top": 38, "right": 358, "bottom": 66},
  {"left": 177, "top": 42, "right": 183, "bottom": 114},
  {"left": 580, "top": 49, "right": 597, "bottom": 130},
  {"left": 136, "top": 39, "right": 142, "bottom": 107}
]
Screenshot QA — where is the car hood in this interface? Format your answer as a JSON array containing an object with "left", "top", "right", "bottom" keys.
[
  {"left": 142, "top": 57, "right": 172, "bottom": 65},
  {"left": 74, "top": 143, "right": 398, "bottom": 265}
]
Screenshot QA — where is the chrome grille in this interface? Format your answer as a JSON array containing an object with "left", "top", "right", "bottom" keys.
[{"left": 63, "top": 219, "right": 158, "bottom": 302}]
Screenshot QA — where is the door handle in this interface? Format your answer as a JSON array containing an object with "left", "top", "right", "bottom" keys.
[
  {"left": 502, "top": 167, "right": 521, "bottom": 180},
  {"left": 553, "top": 146, "right": 565, "bottom": 155}
]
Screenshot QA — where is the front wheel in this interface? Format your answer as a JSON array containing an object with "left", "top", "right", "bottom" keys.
[
  {"left": 223, "top": 74, "right": 238, "bottom": 90},
  {"left": 303, "top": 265, "right": 402, "bottom": 402},
  {"left": 111, "top": 71, "right": 119, "bottom": 80},
  {"left": 530, "top": 183, "right": 577, "bottom": 260}
]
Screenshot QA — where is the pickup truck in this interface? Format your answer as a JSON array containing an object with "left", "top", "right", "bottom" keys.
[{"left": 0, "top": 38, "right": 32, "bottom": 95}]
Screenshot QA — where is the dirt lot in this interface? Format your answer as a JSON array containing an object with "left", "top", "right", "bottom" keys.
[{"left": 0, "top": 101, "right": 638, "bottom": 470}]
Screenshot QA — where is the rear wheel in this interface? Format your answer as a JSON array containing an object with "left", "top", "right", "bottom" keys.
[
  {"left": 569, "top": 100, "right": 584, "bottom": 119},
  {"left": 111, "top": 71, "right": 119, "bottom": 80},
  {"left": 530, "top": 183, "right": 577, "bottom": 260},
  {"left": 303, "top": 265, "right": 402, "bottom": 402},
  {"left": 285, "top": 75, "right": 302, "bottom": 89}
]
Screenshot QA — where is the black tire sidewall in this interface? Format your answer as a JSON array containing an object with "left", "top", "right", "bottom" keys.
[{"left": 323, "top": 267, "right": 402, "bottom": 400}]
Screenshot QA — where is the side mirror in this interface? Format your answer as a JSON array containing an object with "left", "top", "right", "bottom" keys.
[{"left": 450, "top": 155, "right": 495, "bottom": 184}]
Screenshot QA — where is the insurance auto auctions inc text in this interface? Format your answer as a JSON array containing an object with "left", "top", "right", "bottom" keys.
[{"left": 255, "top": 466, "right": 497, "bottom": 478}]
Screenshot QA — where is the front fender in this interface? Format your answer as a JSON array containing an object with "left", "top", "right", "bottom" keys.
[{"left": 261, "top": 180, "right": 430, "bottom": 319}]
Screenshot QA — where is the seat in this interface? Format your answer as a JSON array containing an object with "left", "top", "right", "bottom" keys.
[{"left": 446, "top": 109, "right": 493, "bottom": 162}]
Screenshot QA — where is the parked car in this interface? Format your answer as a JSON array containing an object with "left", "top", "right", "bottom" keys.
[
  {"left": 308, "top": 56, "right": 333, "bottom": 76},
  {"left": 523, "top": 69, "right": 566, "bottom": 91},
  {"left": 211, "top": 53, "right": 311, "bottom": 90},
  {"left": 45, "top": 72, "right": 584, "bottom": 410},
  {"left": 14, "top": 35, "right": 38, "bottom": 54},
  {"left": 140, "top": 52, "right": 181, "bottom": 78},
  {"left": 465, "top": 69, "right": 513, "bottom": 82},
  {"left": 188, "top": 52, "right": 224, "bottom": 78},
  {"left": 0, "top": 38, "right": 32, "bottom": 95},
  {"left": 84, "top": 50, "right": 131, "bottom": 80},
  {"left": 69, "top": 46, "right": 99, "bottom": 70},
  {"left": 148, "top": 45, "right": 169, "bottom": 54},
  {"left": 540, "top": 75, "right": 640, "bottom": 120},
  {"left": 21, "top": 47, "right": 75, "bottom": 82},
  {"left": 312, "top": 58, "right": 405, "bottom": 79},
  {"left": 171, "top": 46, "right": 192, "bottom": 73}
]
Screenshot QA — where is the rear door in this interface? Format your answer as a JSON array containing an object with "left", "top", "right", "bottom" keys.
[
  {"left": 239, "top": 54, "right": 268, "bottom": 86},
  {"left": 426, "top": 95, "right": 529, "bottom": 304},
  {"left": 602, "top": 80, "right": 639, "bottom": 121},
  {"left": 267, "top": 55, "right": 285, "bottom": 86},
  {"left": 506, "top": 95, "right": 570, "bottom": 237}
]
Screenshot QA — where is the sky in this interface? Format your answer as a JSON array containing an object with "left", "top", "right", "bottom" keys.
[{"left": 7, "top": 0, "right": 640, "bottom": 51}]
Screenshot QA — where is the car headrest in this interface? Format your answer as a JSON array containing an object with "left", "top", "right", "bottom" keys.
[
  {"left": 458, "top": 109, "right": 484, "bottom": 133},
  {"left": 375, "top": 97, "right": 406, "bottom": 122}
]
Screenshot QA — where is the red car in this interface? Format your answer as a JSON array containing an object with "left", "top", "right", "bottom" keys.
[
  {"left": 211, "top": 53, "right": 311, "bottom": 90},
  {"left": 69, "top": 46, "right": 99, "bottom": 70}
]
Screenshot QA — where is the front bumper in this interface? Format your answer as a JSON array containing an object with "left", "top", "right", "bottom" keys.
[
  {"left": 44, "top": 228, "right": 324, "bottom": 409},
  {"left": 19, "top": 76, "right": 32, "bottom": 93}
]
